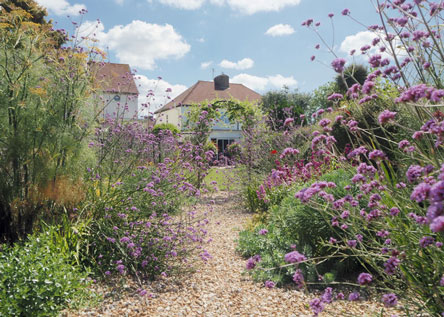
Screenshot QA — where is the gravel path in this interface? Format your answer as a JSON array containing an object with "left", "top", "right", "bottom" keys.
[{"left": 69, "top": 191, "right": 398, "bottom": 316}]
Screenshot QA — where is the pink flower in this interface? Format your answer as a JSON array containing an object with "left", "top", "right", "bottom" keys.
[{"left": 284, "top": 118, "right": 294, "bottom": 126}]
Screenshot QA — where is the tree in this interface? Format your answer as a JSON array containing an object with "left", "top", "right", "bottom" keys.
[
  {"left": 0, "top": 0, "right": 48, "bottom": 24},
  {"left": 335, "top": 64, "right": 368, "bottom": 94},
  {"left": 307, "top": 81, "right": 338, "bottom": 117},
  {"left": 260, "top": 87, "right": 311, "bottom": 130},
  {"left": 0, "top": 0, "right": 67, "bottom": 47}
]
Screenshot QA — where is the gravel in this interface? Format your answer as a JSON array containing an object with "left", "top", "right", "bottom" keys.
[{"left": 66, "top": 191, "right": 399, "bottom": 317}]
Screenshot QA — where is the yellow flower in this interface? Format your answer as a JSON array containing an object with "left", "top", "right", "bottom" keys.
[{"left": 29, "top": 87, "right": 47, "bottom": 98}]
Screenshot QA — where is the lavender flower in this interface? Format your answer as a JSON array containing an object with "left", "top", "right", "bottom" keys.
[
  {"left": 264, "top": 280, "right": 275, "bottom": 289},
  {"left": 293, "top": 269, "right": 305, "bottom": 288},
  {"left": 378, "top": 110, "right": 397, "bottom": 124},
  {"left": 431, "top": 216, "right": 444, "bottom": 232},
  {"left": 309, "top": 298, "right": 325, "bottom": 316},
  {"left": 382, "top": 293, "right": 398, "bottom": 307},
  {"left": 410, "top": 182, "right": 430, "bottom": 202},
  {"left": 406, "top": 165, "right": 424, "bottom": 183},
  {"left": 348, "top": 292, "right": 360, "bottom": 301},
  {"left": 357, "top": 273, "right": 373, "bottom": 285},
  {"left": 327, "top": 93, "right": 344, "bottom": 101},
  {"left": 258, "top": 229, "right": 268, "bottom": 235},
  {"left": 331, "top": 58, "right": 346, "bottom": 73},
  {"left": 284, "top": 251, "right": 307, "bottom": 263},
  {"left": 419, "top": 236, "right": 435, "bottom": 248},
  {"left": 384, "top": 256, "right": 400, "bottom": 275},
  {"left": 369, "top": 150, "right": 386, "bottom": 160},
  {"left": 347, "top": 240, "right": 357, "bottom": 247},
  {"left": 321, "top": 287, "right": 333, "bottom": 303}
]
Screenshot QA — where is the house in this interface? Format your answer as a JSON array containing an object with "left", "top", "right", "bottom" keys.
[
  {"left": 94, "top": 63, "right": 139, "bottom": 120},
  {"left": 154, "top": 74, "right": 261, "bottom": 154}
]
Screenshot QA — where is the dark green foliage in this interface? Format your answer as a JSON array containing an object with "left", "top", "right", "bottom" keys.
[
  {"left": 261, "top": 88, "right": 311, "bottom": 130},
  {"left": 335, "top": 64, "right": 368, "bottom": 94},
  {"left": 0, "top": 231, "right": 91, "bottom": 316}
]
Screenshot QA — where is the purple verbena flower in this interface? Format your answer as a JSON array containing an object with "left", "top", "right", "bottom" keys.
[
  {"left": 382, "top": 293, "right": 398, "bottom": 307},
  {"left": 258, "top": 229, "right": 268, "bottom": 235},
  {"left": 264, "top": 280, "right": 275, "bottom": 289},
  {"left": 309, "top": 298, "right": 325, "bottom": 316},
  {"left": 293, "top": 269, "right": 305, "bottom": 288},
  {"left": 357, "top": 273, "right": 373, "bottom": 285},
  {"left": 378, "top": 110, "right": 397, "bottom": 124},
  {"left": 348, "top": 292, "right": 360, "bottom": 301},
  {"left": 431, "top": 216, "right": 444, "bottom": 232},
  {"left": 419, "top": 236, "right": 435, "bottom": 248},
  {"left": 331, "top": 58, "right": 347, "bottom": 73},
  {"left": 284, "top": 251, "right": 307, "bottom": 263}
]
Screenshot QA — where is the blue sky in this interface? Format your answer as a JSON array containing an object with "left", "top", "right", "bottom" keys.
[{"left": 36, "top": 0, "right": 382, "bottom": 111}]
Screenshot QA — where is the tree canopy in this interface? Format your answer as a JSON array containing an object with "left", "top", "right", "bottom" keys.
[{"left": 260, "top": 87, "right": 311, "bottom": 130}]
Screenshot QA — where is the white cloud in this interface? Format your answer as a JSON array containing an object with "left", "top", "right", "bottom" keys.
[
  {"left": 157, "top": 0, "right": 205, "bottom": 10},
  {"left": 340, "top": 30, "right": 404, "bottom": 61},
  {"left": 265, "top": 24, "right": 295, "bottom": 37},
  {"left": 231, "top": 74, "right": 268, "bottom": 91},
  {"left": 201, "top": 61, "right": 213, "bottom": 69},
  {"left": 220, "top": 58, "right": 254, "bottom": 70},
  {"left": 150, "top": 0, "right": 301, "bottom": 14},
  {"left": 231, "top": 73, "right": 297, "bottom": 91},
  {"left": 115, "top": 0, "right": 124, "bottom": 4},
  {"left": 268, "top": 74, "right": 298, "bottom": 88},
  {"left": 197, "top": 37, "right": 205, "bottom": 43},
  {"left": 225, "top": 0, "right": 301, "bottom": 14},
  {"left": 77, "top": 20, "right": 106, "bottom": 41},
  {"left": 35, "top": 0, "right": 86, "bottom": 16},
  {"left": 340, "top": 31, "right": 376, "bottom": 55},
  {"left": 135, "top": 75, "right": 187, "bottom": 114},
  {"left": 78, "top": 20, "right": 190, "bottom": 70}
]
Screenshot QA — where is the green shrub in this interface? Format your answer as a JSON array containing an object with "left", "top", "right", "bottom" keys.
[
  {"left": 238, "top": 169, "right": 364, "bottom": 285},
  {"left": 0, "top": 231, "right": 91, "bottom": 316},
  {"left": 242, "top": 181, "right": 267, "bottom": 213},
  {"left": 152, "top": 123, "right": 180, "bottom": 136},
  {"left": 226, "top": 142, "right": 241, "bottom": 160},
  {"left": 204, "top": 140, "right": 218, "bottom": 154}
]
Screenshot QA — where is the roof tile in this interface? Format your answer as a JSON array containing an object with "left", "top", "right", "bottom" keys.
[
  {"left": 94, "top": 63, "right": 139, "bottom": 95},
  {"left": 154, "top": 80, "right": 261, "bottom": 113}
]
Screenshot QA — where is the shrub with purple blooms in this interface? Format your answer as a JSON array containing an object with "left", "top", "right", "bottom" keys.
[{"left": 237, "top": 1, "right": 444, "bottom": 315}]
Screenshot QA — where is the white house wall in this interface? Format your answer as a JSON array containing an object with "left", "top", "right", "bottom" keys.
[
  {"left": 100, "top": 93, "right": 138, "bottom": 119},
  {"left": 156, "top": 107, "right": 181, "bottom": 127}
]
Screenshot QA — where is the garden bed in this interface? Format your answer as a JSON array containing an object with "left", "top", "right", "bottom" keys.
[{"left": 66, "top": 191, "right": 398, "bottom": 316}]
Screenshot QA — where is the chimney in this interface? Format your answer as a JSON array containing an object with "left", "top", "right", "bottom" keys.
[{"left": 214, "top": 74, "right": 229, "bottom": 90}]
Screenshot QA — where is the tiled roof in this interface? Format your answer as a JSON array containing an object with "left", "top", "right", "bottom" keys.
[
  {"left": 154, "top": 80, "right": 261, "bottom": 114},
  {"left": 94, "top": 63, "right": 139, "bottom": 95}
]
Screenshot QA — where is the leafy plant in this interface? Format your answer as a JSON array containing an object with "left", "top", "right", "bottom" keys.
[{"left": 0, "top": 230, "right": 91, "bottom": 316}]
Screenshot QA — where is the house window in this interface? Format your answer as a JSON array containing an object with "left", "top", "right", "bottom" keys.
[{"left": 113, "top": 95, "right": 120, "bottom": 101}]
